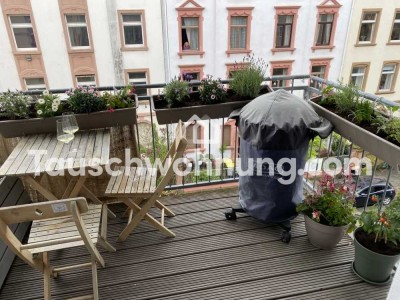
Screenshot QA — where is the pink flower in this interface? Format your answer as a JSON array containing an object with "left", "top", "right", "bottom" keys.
[
  {"left": 312, "top": 211, "right": 321, "bottom": 222},
  {"left": 107, "top": 108, "right": 115, "bottom": 113},
  {"left": 340, "top": 185, "right": 348, "bottom": 193}
]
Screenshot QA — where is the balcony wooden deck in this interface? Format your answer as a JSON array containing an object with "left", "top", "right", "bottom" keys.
[{"left": 0, "top": 188, "right": 391, "bottom": 299}]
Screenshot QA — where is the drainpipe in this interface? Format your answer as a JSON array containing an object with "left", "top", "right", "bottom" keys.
[
  {"left": 106, "top": 0, "right": 124, "bottom": 85},
  {"left": 339, "top": 0, "right": 355, "bottom": 80},
  {"left": 160, "top": 0, "right": 171, "bottom": 82},
  {"left": 212, "top": 0, "right": 216, "bottom": 78}
]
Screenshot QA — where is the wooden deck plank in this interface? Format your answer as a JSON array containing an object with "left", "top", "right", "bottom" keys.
[{"left": 0, "top": 188, "right": 390, "bottom": 300}]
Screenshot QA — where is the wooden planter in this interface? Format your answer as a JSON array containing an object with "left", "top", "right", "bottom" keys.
[
  {"left": 309, "top": 97, "right": 400, "bottom": 169},
  {"left": 152, "top": 86, "right": 273, "bottom": 124},
  {"left": 0, "top": 96, "right": 138, "bottom": 138}
]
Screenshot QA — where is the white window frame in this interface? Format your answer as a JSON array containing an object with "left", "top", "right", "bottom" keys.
[
  {"left": 122, "top": 13, "right": 144, "bottom": 47},
  {"left": 351, "top": 66, "right": 366, "bottom": 89},
  {"left": 378, "top": 64, "right": 396, "bottom": 92},
  {"left": 230, "top": 16, "right": 248, "bottom": 50},
  {"left": 76, "top": 75, "right": 96, "bottom": 87},
  {"left": 390, "top": 12, "right": 400, "bottom": 42},
  {"left": 66, "top": 14, "right": 90, "bottom": 49},
  {"left": 9, "top": 15, "right": 37, "bottom": 51},
  {"left": 358, "top": 12, "right": 377, "bottom": 44},
  {"left": 272, "top": 67, "right": 288, "bottom": 88},
  {"left": 24, "top": 78, "right": 46, "bottom": 91},
  {"left": 128, "top": 72, "right": 148, "bottom": 95}
]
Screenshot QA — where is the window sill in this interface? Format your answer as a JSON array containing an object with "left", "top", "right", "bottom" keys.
[
  {"left": 312, "top": 45, "right": 335, "bottom": 52},
  {"left": 68, "top": 49, "right": 94, "bottom": 54},
  {"left": 226, "top": 49, "right": 251, "bottom": 57},
  {"left": 185, "top": 147, "right": 206, "bottom": 154},
  {"left": 178, "top": 50, "right": 205, "bottom": 58},
  {"left": 271, "top": 47, "right": 296, "bottom": 54},
  {"left": 122, "top": 46, "right": 149, "bottom": 51},
  {"left": 13, "top": 49, "right": 41, "bottom": 55},
  {"left": 375, "top": 90, "right": 396, "bottom": 95},
  {"left": 354, "top": 43, "right": 377, "bottom": 47},
  {"left": 387, "top": 41, "right": 400, "bottom": 45}
]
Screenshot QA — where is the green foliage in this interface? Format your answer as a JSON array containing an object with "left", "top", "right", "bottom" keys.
[
  {"left": 66, "top": 86, "right": 106, "bottom": 114},
  {"left": 351, "top": 99, "right": 375, "bottom": 123},
  {"left": 101, "top": 85, "right": 135, "bottom": 110},
  {"left": 297, "top": 173, "right": 357, "bottom": 232},
  {"left": 199, "top": 76, "right": 226, "bottom": 104},
  {"left": 320, "top": 86, "right": 336, "bottom": 106},
  {"left": 333, "top": 83, "right": 359, "bottom": 114},
  {"left": 375, "top": 114, "right": 400, "bottom": 144},
  {"left": 230, "top": 55, "right": 267, "bottom": 98},
  {"left": 35, "top": 90, "right": 62, "bottom": 118},
  {"left": 0, "top": 90, "right": 31, "bottom": 119},
  {"left": 358, "top": 196, "right": 400, "bottom": 245},
  {"left": 140, "top": 124, "right": 168, "bottom": 164},
  {"left": 164, "top": 78, "right": 190, "bottom": 108}
]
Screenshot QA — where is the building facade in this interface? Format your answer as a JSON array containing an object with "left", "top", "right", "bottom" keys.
[
  {"left": 163, "top": 0, "right": 352, "bottom": 88},
  {"left": 340, "top": 0, "right": 400, "bottom": 103},
  {"left": 0, "top": 0, "right": 166, "bottom": 91}
]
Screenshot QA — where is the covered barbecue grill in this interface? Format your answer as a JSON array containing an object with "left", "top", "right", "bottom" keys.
[{"left": 225, "top": 89, "right": 333, "bottom": 243}]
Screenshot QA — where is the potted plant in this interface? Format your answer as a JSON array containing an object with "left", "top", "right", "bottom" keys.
[
  {"left": 0, "top": 86, "right": 138, "bottom": 138},
  {"left": 297, "top": 172, "right": 357, "bottom": 250},
  {"left": 152, "top": 56, "right": 273, "bottom": 124},
  {"left": 309, "top": 84, "right": 400, "bottom": 169},
  {"left": 353, "top": 196, "right": 400, "bottom": 284}
]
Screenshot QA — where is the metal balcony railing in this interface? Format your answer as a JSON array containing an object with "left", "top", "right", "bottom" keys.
[{"left": 5, "top": 75, "right": 400, "bottom": 205}]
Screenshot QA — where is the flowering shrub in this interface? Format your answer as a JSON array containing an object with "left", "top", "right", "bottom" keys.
[
  {"left": 66, "top": 86, "right": 106, "bottom": 114},
  {"left": 199, "top": 76, "right": 226, "bottom": 104},
  {"left": 164, "top": 77, "right": 190, "bottom": 108},
  {"left": 230, "top": 55, "right": 267, "bottom": 98},
  {"left": 0, "top": 90, "right": 31, "bottom": 119},
  {"left": 35, "top": 90, "right": 62, "bottom": 118},
  {"left": 297, "top": 172, "right": 357, "bottom": 232},
  {"left": 358, "top": 196, "right": 400, "bottom": 245},
  {"left": 101, "top": 85, "right": 135, "bottom": 111}
]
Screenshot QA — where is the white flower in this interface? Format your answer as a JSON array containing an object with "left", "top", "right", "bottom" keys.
[
  {"left": 51, "top": 104, "right": 58, "bottom": 112},
  {"left": 37, "top": 110, "right": 43, "bottom": 115},
  {"left": 53, "top": 99, "right": 61, "bottom": 105},
  {"left": 38, "top": 98, "right": 45, "bottom": 104},
  {"left": 211, "top": 94, "right": 216, "bottom": 100},
  {"left": 42, "top": 90, "right": 49, "bottom": 96}
]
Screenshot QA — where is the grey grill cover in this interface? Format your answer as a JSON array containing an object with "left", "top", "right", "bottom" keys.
[{"left": 229, "top": 89, "right": 333, "bottom": 223}]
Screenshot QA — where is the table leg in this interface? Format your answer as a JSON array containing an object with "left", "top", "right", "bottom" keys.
[{"left": 23, "top": 175, "right": 58, "bottom": 201}]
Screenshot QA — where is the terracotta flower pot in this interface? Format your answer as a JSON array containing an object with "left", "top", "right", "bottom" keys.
[{"left": 304, "top": 214, "right": 349, "bottom": 250}]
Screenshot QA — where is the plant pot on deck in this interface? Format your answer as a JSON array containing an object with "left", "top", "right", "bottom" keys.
[
  {"left": 309, "top": 97, "right": 400, "bottom": 169},
  {"left": 304, "top": 214, "right": 349, "bottom": 250},
  {"left": 0, "top": 96, "right": 138, "bottom": 138},
  {"left": 353, "top": 228, "right": 400, "bottom": 284},
  {"left": 152, "top": 86, "right": 273, "bottom": 124}
]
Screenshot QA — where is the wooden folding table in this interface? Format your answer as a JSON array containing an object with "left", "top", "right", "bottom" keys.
[{"left": 0, "top": 129, "right": 115, "bottom": 251}]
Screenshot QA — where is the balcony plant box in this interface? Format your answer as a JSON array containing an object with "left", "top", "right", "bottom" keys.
[
  {"left": 0, "top": 96, "right": 138, "bottom": 138},
  {"left": 151, "top": 85, "right": 273, "bottom": 124},
  {"left": 309, "top": 96, "right": 400, "bottom": 169}
]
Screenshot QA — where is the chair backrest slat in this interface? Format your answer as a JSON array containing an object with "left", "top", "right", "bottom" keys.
[
  {"left": 0, "top": 197, "right": 88, "bottom": 225},
  {"left": 154, "top": 121, "right": 187, "bottom": 195}
]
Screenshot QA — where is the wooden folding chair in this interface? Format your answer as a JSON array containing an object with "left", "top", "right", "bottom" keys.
[
  {"left": 104, "top": 120, "right": 187, "bottom": 241},
  {"left": 0, "top": 197, "right": 106, "bottom": 300}
]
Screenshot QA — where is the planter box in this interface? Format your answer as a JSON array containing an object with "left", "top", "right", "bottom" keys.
[
  {"left": 0, "top": 96, "right": 138, "bottom": 138},
  {"left": 309, "top": 97, "right": 400, "bottom": 169},
  {"left": 152, "top": 86, "right": 273, "bottom": 124}
]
